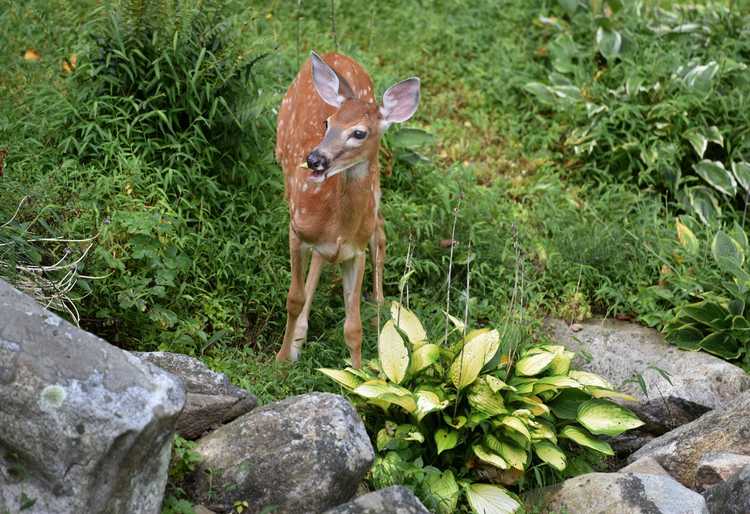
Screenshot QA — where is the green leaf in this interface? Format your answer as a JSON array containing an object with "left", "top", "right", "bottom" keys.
[
  {"left": 421, "top": 470, "right": 460, "bottom": 514},
  {"left": 699, "top": 332, "right": 742, "bottom": 359},
  {"left": 568, "top": 371, "right": 612, "bottom": 389},
  {"left": 694, "top": 160, "right": 737, "bottom": 197},
  {"left": 533, "top": 441, "right": 567, "bottom": 471},
  {"left": 681, "top": 61, "right": 719, "bottom": 91},
  {"left": 465, "top": 484, "right": 522, "bottom": 514},
  {"left": 595, "top": 28, "right": 622, "bottom": 61},
  {"left": 390, "top": 302, "right": 427, "bottom": 345},
  {"left": 409, "top": 344, "right": 441, "bottom": 375},
  {"left": 587, "top": 387, "right": 638, "bottom": 402},
  {"left": 415, "top": 390, "right": 449, "bottom": 421},
  {"left": 548, "top": 388, "right": 592, "bottom": 420},
  {"left": 378, "top": 320, "right": 409, "bottom": 384},
  {"left": 577, "top": 399, "right": 644, "bottom": 436},
  {"left": 435, "top": 428, "right": 459, "bottom": 455},
  {"left": 514, "top": 351, "right": 556, "bottom": 376},
  {"left": 486, "top": 435, "right": 528, "bottom": 470},
  {"left": 468, "top": 378, "right": 507, "bottom": 416},
  {"left": 486, "top": 375, "right": 516, "bottom": 393},
  {"left": 352, "top": 380, "right": 417, "bottom": 412},
  {"left": 732, "top": 161, "right": 750, "bottom": 193},
  {"left": 391, "top": 128, "right": 435, "bottom": 149},
  {"left": 557, "top": 0, "right": 577, "bottom": 15},
  {"left": 523, "top": 82, "right": 557, "bottom": 105},
  {"left": 317, "top": 368, "right": 362, "bottom": 390},
  {"left": 681, "top": 300, "right": 731, "bottom": 330},
  {"left": 443, "top": 414, "right": 467, "bottom": 429},
  {"left": 684, "top": 129, "right": 708, "bottom": 158},
  {"left": 558, "top": 425, "right": 614, "bottom": 455},
  {"left": 664, "top": 323, "right": 705, "bottom": 351},
  {"left": 535, "top": 375, "right": 583, "bottom": 390},
  {"left": 548, "top": 350, "right": 575, "bottom": 375},
  {"left": 499, "top": 416, "right": 531, "bottom": 441},
  {"left": 675, "top": 219, "right": 700, "bottom": 254},
  {"left": 473, "top": 445, "right": 509, "bottom": 469},
  {"left": 712, "top": 230, "right": 745, "bottom": 267},
  {"left": 449, "top": 329, "right": 501, "bottom": 389},
  {"left": 689, "top": 187, "right": 721, "bottom": 225}
]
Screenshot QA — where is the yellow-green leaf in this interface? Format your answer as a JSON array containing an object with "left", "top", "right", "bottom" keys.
[
  {"left": 391, "top": 301, "right": 427, "bottom": 345},
  {"left": 449, "top": 329, "right": 500, "bottom": 389},
  {"left": 378, "top": 320, "right": 409, "bottom": 384},
  {"left": 568, "top": 370, "right": 612, "bottom": 389},
  {"left": 317, "top": 368, "right": 363, "bottom": 390},
  {"left": 676, "top": 219, "right": 700, "bottom": 255},
  {"left": 472, "top": 445, "right": 509, "bottom": 469},
  {"left": 435, "top": 428, "right": 459, "bottom": 455},
  {"left": 587, "top": 387, "right": 638, "bottom": 402},
  {"left": 533, "top": 442, "right": 567, "bottom": 471},
  {"left": 409, "top": 343, "right": 441, "bottom": 375},
  {"left": 558, "top": 425, "right": 613, "bottom": 455},
  {"left": 415, "top": 390, "right": 449, "bottom": 421},
  {"left": 549, "top": 350, "right": 575, "bottom": 375},
  {"left": 499, "top": 416, "right": 530, "bottom": 441},
  {"left": 514, "top": 351, "right": 556, "bottom": 376},
  {"left": 577, "top": 399, "right": 644, "bottom": 436},
  {"left": 486, "top": 375, "right": 516, "bottom": 393},
  {"left": 353, "top": 380, "right": 417, "bottom": 412},
  {"left": 466, "top": 484, "right": 521, "bottom": 514},
  {"left": 486, "top": 435, "right": 528, "bottom": 470}
]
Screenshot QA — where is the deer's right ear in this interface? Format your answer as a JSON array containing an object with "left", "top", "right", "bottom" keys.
[{"left": 311, "top": 52, "right": 344, "bottom": 108}]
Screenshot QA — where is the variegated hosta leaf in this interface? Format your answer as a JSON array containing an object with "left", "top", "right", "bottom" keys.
[
  {"left": 409, "top": 343, "right": 441, "bottom": 375},
  {"left": 694, "top": 160, "right": 737, "bottom": 197},
  {"left": 535, "top": 375, "right": 583, "bottom": 389},
  {"left": 317, "top": 368, "right": 363, "bottom": 390},
  {"left": 485, "top": 375, "right": 516, "bottom": 393},
  {"left": 732, "top": 161, "right": 750, "bottom": 193},
  {"left": 378, "top": 320, "right": 409, "bottom": 384},
  {"left": 485, "top": 435, "right": 528, "bottom": 470},
  {"left": 443, "top": 414, "right": 467, "bottom": 429},
  {"left": 587, "top": 387, "right": 638, "bottom": 402},
  {"left": 435, "top": 428, "right": 459, "bottom": 455},
  {"left": 533, "top": 441, "right": 567, "bottom": 471},
  {"left": 444, "top": 310, "right": 466, "bottom": 331},
  {"left": 577, "top": 399, "right": 644, "bottom": 436},
  {"left": 422, "top": 470, "right": 459, "bottom": 514},
  {"left": 449, "top": 329, "right": 501, "bottom": 389},
  {"left": 473, "top": 445, "right": 509, "bottom": 469},
  {"left": 530, "top": 420, "right": 557, "bottom": 443},
  {"left": 549, "top": 350, "right": 575, "bottom": 375},
  {"left": 514, "top": 351, "right": 556, "bottom": 376},
  {"left": 508, "top": 394, "right": 550, "bottom": 416},
  {"left": 467, "top": 377, "right": 507, "bottom": 416},
  {"left": 353, "top": 380, "right": 417, "bottom": 412},
  {"left": 466, "top": 484, "right": 522, "bottom": 514},
  {"left": 415, "top": 390, "right": 449, "bottom": 421},
  {"left": 499, "top": 416, "right": 531, "bottom": 441},
  {"left": 390, "top": 301, "right": 427, "bottom": 346},
  {"left": 558, "top": 425, "right": 613, "bottom": 455},
  {"left": 568, "top": 370, "right": 612, "bottom": 389}
]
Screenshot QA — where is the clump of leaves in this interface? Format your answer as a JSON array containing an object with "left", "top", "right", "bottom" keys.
[
  {"left": 320, "top": 302, "right": 643, "bottom": 514},
  {"left": 162, "top": 435, "right": 202, "bottom": 514},
  {"left": 663, "top": 219, "right": 750, "bottom": 370}
]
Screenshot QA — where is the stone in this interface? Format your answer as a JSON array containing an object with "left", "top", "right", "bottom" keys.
[
  {"left": 0, "top": 279, "right": 185, "bottom": 514},
  {"left": 193, "top": 506, "right": 217, "bottom": 514},
  {"left": 629, "top": 390, "right": 750, "bottom": 488},
  {"left": 324, "top": 486, "right": 430, "bottom": 514},
  {"left": 188, "top": 392, "right": 374, "bottom": 513},
  {"left": 546, "top": 319, "right": 750, "bottom": 433},
  {"left": 695, "top": 453, "right": 750, "bottom": 492},
  {"left": 134, "top": 352, "right": 257, "bottom": 439},
  {"left": 620, "top": 456, "right": 670, "bottom": 476},
  {"left": 704, "top": 464, "right": 750, "bottom": 514},
  {"left": 530, "top": 472, "right": 708, "bottom": 514}
]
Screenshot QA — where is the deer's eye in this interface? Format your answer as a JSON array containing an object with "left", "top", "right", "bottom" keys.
[{"left": 351, "top": 129, "right": 367, "bottom": 140}]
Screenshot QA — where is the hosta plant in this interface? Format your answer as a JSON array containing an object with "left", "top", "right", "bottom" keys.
[
  {"left": 320, "top": 303, "right": 643, "bottom": 514},
  {"left": 664, "top": 221, "right": 750, "bottom": 370}
]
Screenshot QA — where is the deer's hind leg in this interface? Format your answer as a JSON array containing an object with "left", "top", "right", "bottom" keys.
[
  {"left": 368, "top": 212, "right": 385, "bottom": 305},
  {"left": 342, "top": 253, "right": 366, "bottom": 368}
]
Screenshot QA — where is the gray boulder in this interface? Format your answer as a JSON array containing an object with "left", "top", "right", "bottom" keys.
[
  {"left": 695, "top": 453, "right": 750, "bottom": 492},
  {"left": 188, "top": 392, "right": 374, "bottom": 513},
  {"left": 133, "top": 351, "right": 257, "bottom": 439},
  {"left": 0, "top": 279, "right": 185, "bottom": 514},
  {"left": 546, "top": 319, "right": 750, "bottom": 433},
  {"left": 324, "top": 486, "right": 430, "bottom": 514},
  {"left": 619, "top": 456, "right": 670, "bottom": 476},
  {"left": 629, "top": 390, "right": 750, "bottom": 488},
  {"left": 531, "top": 472, "right": 708, "bottom": 514},
  {"left": 704, "top": 464, "right": 750, "bottom": 514}
]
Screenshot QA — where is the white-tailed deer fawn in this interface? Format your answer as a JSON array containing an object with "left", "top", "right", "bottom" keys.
[{"left": 275, "top": 52, "right": 420, "bottom": 368}]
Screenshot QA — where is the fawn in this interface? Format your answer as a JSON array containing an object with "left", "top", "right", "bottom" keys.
[{"left": 275, "top": 51, "right": 420, "bottom": 367}]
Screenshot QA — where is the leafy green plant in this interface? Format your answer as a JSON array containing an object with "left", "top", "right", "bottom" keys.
[
  {"left": 320, "top": 302, "right": 643, "bottom": 514},
  {"left": 161, "top": 435, "right": 202, "bottom": 514},
  {"left": 664, "top": 220, "right": 750, "bottom": 370}
]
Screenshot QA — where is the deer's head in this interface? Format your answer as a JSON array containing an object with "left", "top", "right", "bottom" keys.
[{"left": 305, "top": 52, "right": 420, "bottom": 182}]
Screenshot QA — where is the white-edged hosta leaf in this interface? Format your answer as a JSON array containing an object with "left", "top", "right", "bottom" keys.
[
  {"left": 732, "top": 161, "right": 750, "bottom": 193},
  {"left": 390, "top": 301, "right": 427, "bottom": 345},
  {"left": 415, "top": 390, "right": 449, "bottom": 421},
  {"left": 689, "top": 187, "right": 721, "bottom": 225},
  {"left": 675, "top": 219, "right": 700, "bottom": 255},
  {"left": 435, "top": 428, "right": 459, "bottom": 455},
  {"left": 577, "top": 399, "right": 644, "bottom": 436},
  {"left": 523, "top": 82, "right": 557, "bottom": 105},
  {"left": 466, "top": 484, "right": 522, "bottom": 514},
  {"left": 596, "top": 27, "right": 622, "bottom": 61},
  {"left": 317, "top": 368, "right": 362, "bottom": 390},
  {"left": 514, "top": 351, "right": 556, "bottom": 376},
  {"left": 712, "top": 230, "right": 745, "bottom": 267},
  {"left": 473, "top": 445, "right": 509, "bottom": 469},
  {"left": 548, "top": 350, "right": 575, "bottom": 375},
  {"left": 486, "top": 436, "right": 528, "bottom": 470},
  {"left": 378, "top": 320, "right": 409, "bottom": 384},
  {"left": 409, "top": 343, "right": 441, "bottom": 375},
  {"left": 533, "top": 442, "right": 567, "bottom": 471},
  {"left": 568, "top": 370, "right": 612, "bottom": 389},
  {"left": 682, "top": 61, "right": 719, "bottom": 91},
  {"left": 449, "top": 329, "right": 500, "bottom": 389},
  {"left": 694, "top": 160, "right": 737, "bottom": 197},
  {"left": 684, "top": 128, "right": 708, "bottom": 158},
  {"left": 558, "top": 425, "right": 614, "bottom": 455}
]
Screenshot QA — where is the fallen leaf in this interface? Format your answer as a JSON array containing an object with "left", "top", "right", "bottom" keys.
[
  {"left": 62, "top": 53, "right": 77, "bottom": 73},
  {"left": 440, "top": 239, "right": 458, "bottom": 248},
  {"left": 23, "top": 48, "right": 41, "bottom": 61}
]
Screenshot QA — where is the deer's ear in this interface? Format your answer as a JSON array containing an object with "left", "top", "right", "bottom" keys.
[
  {"left": 380, "top": 77, "right": 420, "bottom": 127},
  {"left": 311, "top": 52, "right": 344, "bottom": 108}
]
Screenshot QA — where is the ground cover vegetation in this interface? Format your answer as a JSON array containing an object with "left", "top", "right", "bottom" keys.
[{"left": 1, "top": 0, "right": 749, "bottom": 512}]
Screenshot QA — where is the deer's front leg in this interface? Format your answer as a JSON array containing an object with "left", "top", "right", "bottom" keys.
[
  {"left": 277, "top": 226, "right": 309, "bottom": 362},
  {"left": 292, "top": 251, "right": 325, "bottom": 355},
  {"left": 342, "top": 253, "right": 366, "bottom": 368},
  {"left": 369, "top": 212, "right": 385, "bottom": 305}
]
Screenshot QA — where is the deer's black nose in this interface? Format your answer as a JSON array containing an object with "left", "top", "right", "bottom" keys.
[{"left": 306, "top": 150, "right": 329, "bottom": 172}]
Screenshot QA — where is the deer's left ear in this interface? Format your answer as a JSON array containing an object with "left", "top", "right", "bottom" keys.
[
  {"left": 311, "top": 51, "right": 345, "bottom": 108},
  {"left": 380, "top": 77, "right": 420, "bottom": 129}
]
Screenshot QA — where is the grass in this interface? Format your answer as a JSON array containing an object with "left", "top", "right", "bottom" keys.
[{"left": 2, "top": 0, "right": 749, "bottom": 405}]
